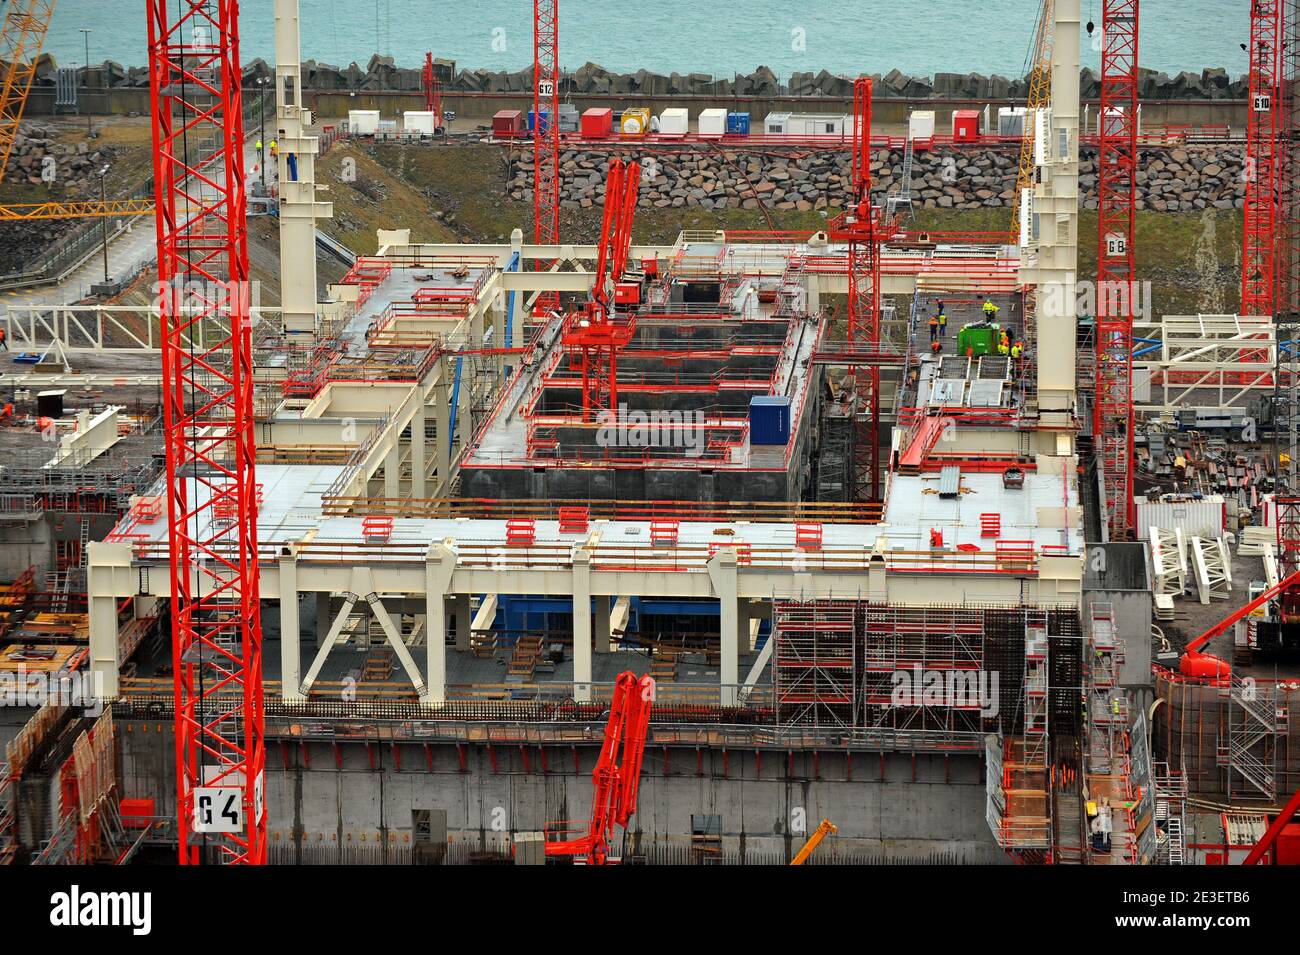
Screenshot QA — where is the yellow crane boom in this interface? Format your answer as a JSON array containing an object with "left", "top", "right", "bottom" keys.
[
  {"left": 0, "top": 0, "right": 57, "bottom": 184},
  {"left": 790, "top": 818, "right": 837, "bottom": 865},
  {"left": 0, "top": 197, "right": 154, "bottom": 221},
  {"left": 1011, "top": 0, "right": 1055, "bottom": 237}
]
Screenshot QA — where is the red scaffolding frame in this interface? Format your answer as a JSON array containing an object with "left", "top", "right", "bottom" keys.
[
  {"left": 147, "top": 0, "right": 266, "bottom": 865},
  {"left": 1094, "top": 0, "right": 1139, "bottom": 538}
]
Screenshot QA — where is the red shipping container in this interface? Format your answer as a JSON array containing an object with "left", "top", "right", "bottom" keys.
[
  {"left": 952, "top": 109, "right": 981, "bottom": 142},
  {"left": 119, "top": 798, "right": 156, "bottom": 828},
  {"left": 492, "top": 109, "right": 524, "bottom": 138},
  {"left": 581, "top": 107, "right": 613, "bottom": 139},
  {"left": 1277, "top": 823, "right": 1300, "bottom": 865}
]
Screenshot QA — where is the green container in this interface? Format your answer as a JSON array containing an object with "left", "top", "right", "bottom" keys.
[{"left": 957, "top": 322, "right": 1000, "bottom": 357}]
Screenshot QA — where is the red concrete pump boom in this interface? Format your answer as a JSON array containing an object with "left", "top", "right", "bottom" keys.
[
  {"left": 561, "top": 157, "right": 641, "bottom": 419},
  {"left": 1178, "top": 567, "right": 1300, "bottom": 678},
  {"left": 1242, "top": 783, "right": 1300, "bottom": 864},
  {"left": 545, "top": 671, "right": 655, "bottom": 864}
]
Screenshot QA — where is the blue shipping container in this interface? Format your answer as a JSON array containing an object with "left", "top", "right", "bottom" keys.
[
  {"left": 749, "top": 395, "right": 791, "bottom": 446},
  {"left": 527, "top": 109, "right": 552, "bottom": 133},
  {"left": 727, "top": 111, "right": 751, "bottom": 134}
]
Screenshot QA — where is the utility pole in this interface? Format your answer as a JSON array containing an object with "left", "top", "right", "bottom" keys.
[
  {"left": 97, "top": 164, "right": 109, "bottom": 283},
  {"left": 79, "top": 28, "right": 90, "bottom": 134}
]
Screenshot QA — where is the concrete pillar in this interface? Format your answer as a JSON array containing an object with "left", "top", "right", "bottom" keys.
[
  {"left": 315, "top": 591, "right": 332, "bottom": 647},
  {"left": 279, "top": 551, "right": 303, "bottom": 702},
  {"left": 384, "top": 440, "right": 401, "bottom": 499},
  {"left": 434, "top": 369, "right": 451, "bottom": 492},
  {"left": 572, "top": 550, "right": 592, "bottom": 702},
  {"left": 411, "top": 400, "right": 427, "bottom": 498},
  {"left": 594, "top": 594, "right": 611, "bottom": 654},
  {"left": 453, "top": 593, "right": 472, "bottom": 651},
  {"left": 423, "top": 543, "right": 457, "bottom": 704},
  {"left": 86, "top": 542, "right": 131, "bottom": 701},
  {"left": 707, "top": 549, "right": 740, "bottom": 705}
]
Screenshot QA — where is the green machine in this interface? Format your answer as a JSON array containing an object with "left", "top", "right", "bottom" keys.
[{"left": 957, "top": 321, "right": 1002, "bottom": 357}]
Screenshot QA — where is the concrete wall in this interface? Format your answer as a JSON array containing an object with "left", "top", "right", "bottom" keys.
[{"left": 117, "top": 724, "right": 1003, "bottom": 863}]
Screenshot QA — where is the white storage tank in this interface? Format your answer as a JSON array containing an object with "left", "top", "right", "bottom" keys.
[
  {"left": 698, "top": 108, "right": 727, "bottom": 137},
  {"left": 348, "top": 109, "right": 381, "bottom": 136},
  {"left": 908, "top": 110, "right": 936, "bottom": 140},
  {"left": 658, "top": 107, "right": 689, "bottom": 135},
  {"left": 404, "top": 111, "right": 438, "bottom": 136}
]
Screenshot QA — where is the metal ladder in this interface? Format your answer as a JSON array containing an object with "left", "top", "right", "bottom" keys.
[{"left": 886, "top": 138, "right": 915, "bottom": 224}]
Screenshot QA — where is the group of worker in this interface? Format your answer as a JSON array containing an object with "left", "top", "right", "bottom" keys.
[
  {"left": 926, "top": 297, "right": 1025, "bottom": 361},
  {"left": 927, "top": 299, "right": 948, "bottom": 353}
]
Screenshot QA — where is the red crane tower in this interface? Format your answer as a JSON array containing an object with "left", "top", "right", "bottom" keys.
[
  {"left": 532, "top": 0, "right": 561, "bottom": 315},
  {"left": 827, "top": 77, "right": 884, "bottom": 501},
  {"left": 147, "top": 0, "right": 266, "bottom": 864},
  {"left": 1094, "top": 1, "right": 1140, "bottom": 539},
  {"left": 421, "top": 51, "right": 443, "bottom": 131},
  {"left": 544, "top": 672, "right": 654, "bottom": 864},
  {"left": 1243, "top": 0, "right": 1284, "bottom": 321},
  {"left": 562, "top": 157, "right": 641, "bottom": 418}
]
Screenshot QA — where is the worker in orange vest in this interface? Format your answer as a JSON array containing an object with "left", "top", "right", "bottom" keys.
[
  {"left": 0, "top": 325, "right": 7, "bottom": 350},
  {"left": 928, "top": 314, "right": 939, "bottom": 342}
]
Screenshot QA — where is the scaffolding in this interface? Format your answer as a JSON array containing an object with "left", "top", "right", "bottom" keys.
[
  {"left": 1217, "top": 672, "right": 1289, "bottom": 801},
  {"left": 1153, "top": 760, "right": 1188, "bottom": 864},
  {"left": 773, "top": 600, "right": 858, "bottom": 728}
]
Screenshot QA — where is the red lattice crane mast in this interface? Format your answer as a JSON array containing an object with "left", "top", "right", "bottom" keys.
[
  {"left": 532, "top": 0, "right": 561, "bottom": 315},
  {"left": 1094, "top": 1, "right": 1139, "bottom": 539},
  {"left": 562, "top": 157, "right": 640, "bottom": 419},
  {"left": 147, "top": 0, "right": 266, "bottom": 864},
  {"left": 544, "top": 672, "right": 654, "bottom": 864},
  {"left": 421, "top": 52, "right": 443, "bottom": 130},
  {"left": 828, "top": 77, "right": 884, "bottom": 501},
  {"left": 1244, "top": 0, "right": 1284, "bottom": 320}
]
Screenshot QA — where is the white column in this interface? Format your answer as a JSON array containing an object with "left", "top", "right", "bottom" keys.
[
  {"left": 708, "top": 548, "right": 740, "bottom": 705},
  {"left": 424, "top": 543, "right": 457, "bottom": 704},
  {"left": 279, "top": 551, "right": 303, "bottom": 702},
  {"left": 274, "top": 0, "right": 331, "bottom": 339},
  {"left": 315, "top": 591, "right": 331, "bottom": 647},
  {"left": 87, "top": 542, "right": 131, "bottom": 700},
  {"left": 572, "top": 549, "right": 593, "bottom": 701}
]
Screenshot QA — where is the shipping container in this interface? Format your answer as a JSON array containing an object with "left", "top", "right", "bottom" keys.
[
  {"left": 1136, "top": 495, "right": 1226, "bottom": 540},
  {"left": 347, "top": 109, "right": 381, "bottom": 136},
  {"left": 581, "top": 107, "right": 612, "bottom": 138},
  {"left": 621, "top": 107, "right": 652, "bottom": 135},
  {"left": 726, "top": 111, "right": 751, "bottom": 135},
  {"left": 492, "top": 109, "right": 525, "bottom": 137},
  {"left": 658, "top": 107, "right": 690, "bottom": 135},
  {"left": 791, "top": 113, "right": 846, "bottom": 137},
  {"left": 527, "top": 109, "right": 552, "bottom": 133},
  {"left": 698, "top": 108, "right": 728, "bottom": 137},
  {"left": 764, "top": 111, "right": 792, "bottom": 135},
  {"left": 952, "top": 109, "right": 981, "bottom": 142},
  {"left": 749, "top": 395, "right": 792, "bottom": 446},
  {"left": 404, "top": 110, "right": 438, "bottom": 136},
  {"left": 908, "top": 110, "right": 936, "bottom": 141},
  {"left": 997, "top": 106, "right": 1027, "bottom": 137}
]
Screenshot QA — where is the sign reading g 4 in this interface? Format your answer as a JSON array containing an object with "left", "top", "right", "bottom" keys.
[{"left": 193, "top": 786, "right": 243, "bottom": 834}]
